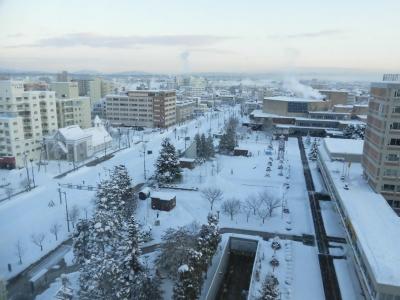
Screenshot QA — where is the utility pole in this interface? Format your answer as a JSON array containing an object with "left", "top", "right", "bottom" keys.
[
  {"left": 23, "top": 153, "right": 31, "bottom": 191},
  {"left": 64, "top": 191, "right": 70, "bottom": 233},
  {"left": 30, "top": 159, "right": 36, "bottom": 188},
  {"left": 143, "top": 142, "right": 147, "bottom": 180}
]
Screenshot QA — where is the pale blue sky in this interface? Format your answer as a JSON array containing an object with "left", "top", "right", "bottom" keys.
[{"left": 0, "top": 0, "right": 399, "bottom": 73}]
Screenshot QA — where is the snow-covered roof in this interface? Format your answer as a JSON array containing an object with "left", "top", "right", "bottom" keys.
[
  {"left": 264, "top": 96, "right": 324, "bottom": 103},
  {"left": 58, "top": 125, "right": 91, "bottom": 141},
  {"left": 83, "top": 126, "right": 112, "bottom": 147},
  {"left": 323, "top": 138, "right": 364, "bottom": 156},
  {"left": 179, "top": 158, "right": 196, "bottom": 162},
  {"left": 318, "top": 146, "right": 400, "bottom": 287},
  {"left": 151, "top": 191, "right": 175, "bottom": 200}
]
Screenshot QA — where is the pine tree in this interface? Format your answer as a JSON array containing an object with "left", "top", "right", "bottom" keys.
[
  {"left": 155, "top": 138, "right": 182, "bottom": 184},
  {"left": 197, "top": 214, "right": 220, "bottom": 270},
  {"left": 200, "top": 134, "right": 207, "bottom": 158},
  {"left": 218, "top": 117, "right": 238, "bottom": 154},
  {"left": 195, "top": 134, "right": 202, "bottom": 158},
  {"left": 259, "top": 273, "right": 279, "bottom": 300},
  {"left": 206, "top": 134, "right": 215, "bottom": 158},
  {"left": 73, "top": 219, "right": 92, "bottom": 265}
]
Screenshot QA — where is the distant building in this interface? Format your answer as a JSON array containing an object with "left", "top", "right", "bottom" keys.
[
  {"left": 0, "top": 81, "right": 58, "bottom": 167},
  {"left": 56, "top": 97, "right": 91, "bottom": 129},
  {"left": 56, "top": 71, "right": 69, "bottom": 82},
  {"left": 319, "top": 90, "right": 349, "bottom": 107},
  {"left": 106, "top": 90, "right": 176, "bottom": 128},
  {"left": 50, "top": 82, "right": 79, "bottom": 99},
  {"left": 176, "top": 100, "right": 196, "bottom": 123},
  {"left": 72, "top": 78, "right": 110, "bottom": 107},
  {"left": 362, "top": 75, "right": 400, "bottom": 212}
]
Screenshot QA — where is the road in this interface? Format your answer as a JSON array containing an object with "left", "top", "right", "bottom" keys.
[{"left": 298, "top": 137, "right": 342, "bottom": 300}]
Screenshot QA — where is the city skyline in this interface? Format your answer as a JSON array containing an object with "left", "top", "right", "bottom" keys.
[{"left": 1, "top": 0, "right": 400, "bottom": 74}]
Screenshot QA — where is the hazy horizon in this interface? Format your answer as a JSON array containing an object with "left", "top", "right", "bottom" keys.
[{"left": 1, "top": 0, "right": 399, "bottom": 74}]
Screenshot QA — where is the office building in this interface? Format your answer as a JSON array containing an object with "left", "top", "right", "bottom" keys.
[
  {"left": 56, "top": 97, "right": 91, "bottom": 129},
  {"left": 106, "top": 90, "right": 176, "bottom": 128},
  {"left": 50, "top": 82, "right": 79, "bottom": 99},
  {"left": 362, "top": 75, "right": 400, "bottom": 211}
]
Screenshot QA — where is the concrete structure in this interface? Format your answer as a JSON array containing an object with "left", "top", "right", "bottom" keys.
[
  {"left": 0, "top": 81, "right": 58, "bottom": 167},
  {"left": 106, "top": 90, "right": 176, "bottom": 128},
  {"left": 72, "top": 78, "right": 106, "bottom": 107},
  {"left": 319, "top": 90, "right": 349, "bottom": 107},
  {"left": 323, "top": 138, "right": 364, "bottom": 162},
  {"left": 176, "top": 100, "right": 196, "bottom": 123},
  {"left": 318, "top": 141, "right": 400, "bottom": 300},
  {"left": 56, "top": 71, "right": 69, "bottom": 82},
  {"left": 50, "top": 82, "right": 79, "bottom": 99},
  {"left": 56, "top": 97, "right": 91, "bottom": 129},
  {"left": 362, "top": 77, "right": 400, "bottom": 211}
]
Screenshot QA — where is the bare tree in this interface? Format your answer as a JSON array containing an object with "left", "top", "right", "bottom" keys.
[
  {"left": 243, "top": 201, "right": 253, "bottom": 222},
  {"left": 201, "top": 187, "right": 223, "bottom": 211},
  {"left": 15, "top": 240, "right": 25, "bottom": 264},
  {"left": 69, "top": 205, "right": 80, "bottom": 228},
  {"left": 221, "top": 198, "right": 241, "bottom": 220},
  {"left": 5, "top": 186, "right": 13, "bottom": 200},
  {"left": 50, "top": 222, "right": 62, "bottom": 241},
  {"left": 257, "top": 207, "right": 270, "bottom": 224},
  {"left": 259, "top": 191, "right": 281, "bottom": 218},
  {"left": 245, "top": 194, "right": 261, "bottom": 215},
  {"left": 31, "top": 233, "right": 46, "bottom": 251}
]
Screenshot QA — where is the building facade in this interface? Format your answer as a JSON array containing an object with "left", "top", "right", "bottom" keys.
[
  {"left": 106, "top": 90, "right": 176, "bottom": 128},
  {"left": 362, "top": 78, "right": 400, "bottom": 211},
  {"left": 0, "top": 81, "right": 58, "bottom": 167},
  {"left": 50, "top": 82, "right": 79, "bottom": 99},
  {"left": 56, "top": 97, "right": 91, "bottom": 129}
]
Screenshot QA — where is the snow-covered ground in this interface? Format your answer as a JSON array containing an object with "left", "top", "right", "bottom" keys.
[
  {"left": 320, "top": 201, "right": 346, "bottom": 238},
  {"left": 35, "top": 271, "right": 79, "bottom": 300},
  {"left": 137, "top": 136, "right": 314, "bottom": 245},
  {"left": 0, "top": 109, "right": 230, "bottom": 280}
]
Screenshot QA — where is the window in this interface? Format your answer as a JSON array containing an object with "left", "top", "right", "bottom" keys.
[
  {"left": 389, "top": 138, "right": 400, "bottom": 146},
  {"left": 382, "top": 184, "right": 395, "bottom": 191},
  {"left": 391, "top": 122, "right": 400, "bottom": 130},
  {"left": 387, "top": 153, "right": 400, "bottom": 161},
  {"left": 393, "top": 106, "right": 400, "bottom": 113},
  {"left": 288, "top": 102, "right": 308, "bottom": 113},
  {"left": 395, "top": 89, "right": 400, "bottom": 98}
]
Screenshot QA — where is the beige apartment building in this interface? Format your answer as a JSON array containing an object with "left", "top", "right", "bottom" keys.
[
  {"left": 0, "top": 81, "right": 58, "bottom": 168},
  {"left": 56, "top": 97, "right": 91, "bottom": 129},
  {"left": 362, "top": 77, "right": 400, "bottom": 211},
  {"left": 106, "top": 90, "right": 176, "bottom": 128},
  {"left": 50, "top": 81, "right": 79, "bottom": 99},
  {"left": 176, "top": 100, "right": 196, "bottom": 123}
]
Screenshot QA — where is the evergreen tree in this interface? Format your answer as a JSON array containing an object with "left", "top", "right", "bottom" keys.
[
  {"left": 155, "top": 138, "right": 182, "bottom": 184},
  {"left": 197, "top": 214, "right": 220, "bottom": 270},
  {"left": 73, "top": 219, "right": 92, "bottom": 265},
  {"left": 195, "top": 134, "right": 201, "bottom": 158},
  {"left": 200, "top": 134, "right": 207, "bottom": 158},
  {"left": 259, "top": 273, "right": 279, "bottom": 300},
  {"left": 218, "top": 117, "right": 238, "bottom": 154},
  {"left": 206, "top": 134, "right": 215, "bottom": 158}
]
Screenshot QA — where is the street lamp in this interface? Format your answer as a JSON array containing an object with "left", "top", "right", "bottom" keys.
[
  {"left": 58, "top": 187, "right": 70, "bottom": 232},
  {"left": 142, "top": 142, "right": 147, "bottom": 180}
]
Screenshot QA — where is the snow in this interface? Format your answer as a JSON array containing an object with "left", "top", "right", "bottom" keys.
[
  {"left": 151, "top": 191, "right": 176, "bottom": 201},
  {"left": 323, "top": 138, "right": 364, "bottom": 156},
  {"left": 318, "top": 144, "right": 400, "bottom": 287},
  {"left": 334, "top": 259, "right": 363, "bottom": 300},
  {"left": 58, "top": 125, "right": 91, "bottom": 141},
  {"left": 248, "top": 239, "right": 325, "bottom": 300},
  {"left": 63, "top": 250, "right": 74, "bottom": 267},
  {"left": 178, "top": 264, "right": 189, "bottom": 273},
  {"left": 84, "top": 125, "right": 112, "bottom": 146},
  {"left": 35, "top": 271, "right": 79, "bottom": 300},
  {"left": 320, "top": 201, "right": 346, "bottom": 238}
]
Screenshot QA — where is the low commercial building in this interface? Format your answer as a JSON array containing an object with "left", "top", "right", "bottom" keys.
[{"left": 317, "top": 140, "right": 400, "bottom": 300}]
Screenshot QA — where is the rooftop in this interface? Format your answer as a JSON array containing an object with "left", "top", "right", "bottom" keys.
[
  {"left": 318, "top": 145, "right": 400, "bottom": 287},
  {"left": 264, "top": 96, "right": 324, "bottom": 103},
  {"left": 151, "top": 191, "right": 176, "bottom": 200},
  {"left": 323, "top": 138, "right": 364, "bottom": 156}
]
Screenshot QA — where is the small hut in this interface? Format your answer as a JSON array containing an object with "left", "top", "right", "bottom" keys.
[
  {"left": 179, "top": 158, "right": 196, "bottom": 169},
  {"left": 138, "top": 187, "right": 151, "bottom": 200},
  {"left": 233, "top": 148, "right": 249, "bottom": 156},
  {"left": 151, "top": 192, "right": 176, "bottom": 211}
]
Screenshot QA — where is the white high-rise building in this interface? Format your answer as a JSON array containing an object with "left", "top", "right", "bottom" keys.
[{"left": 0, "top": 81, "right": 58, "bottom": 168}]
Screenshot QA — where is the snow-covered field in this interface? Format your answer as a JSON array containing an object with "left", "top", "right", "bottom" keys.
[{"left": 0, "top": 109, "right": 229, "bottom": 280}]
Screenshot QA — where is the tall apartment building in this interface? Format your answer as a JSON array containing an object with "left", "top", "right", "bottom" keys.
[
  {"left": 56, "top": 97, "right": 91, "bottom": 129},
  {"left": 56, "top": 70, "right": 69, "bottom": 82},
  {"left": 72, "top": 78, "right": 103, "bottom": 106},
  {"left": 0, "top": 81, "right": 58, "bottom": 167},
  {"left": 106, "top": 90, "right": 176, "bottom": 128},
  {"left": 362, "top": 75, "right": 400, "bottom": 212},
  {"left": 50, "top": 82, "right": 79, "bottom": 99}
]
